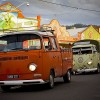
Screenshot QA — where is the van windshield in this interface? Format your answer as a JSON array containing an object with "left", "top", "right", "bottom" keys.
[
  {"left": 72, "top": 47, "right": 92, "bottom": 54},
  {"left": 0, "top": 34, "right": 41, "bottom": 52}
]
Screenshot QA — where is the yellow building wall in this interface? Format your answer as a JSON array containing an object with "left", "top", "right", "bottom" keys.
[{"left": 81, "top": 26, "right": 100, "bottom": 40}]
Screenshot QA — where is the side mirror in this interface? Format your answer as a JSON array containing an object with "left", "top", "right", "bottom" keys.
[
  {"left": 45, "top": 45, "right": 52, "bottom": 51},
  {"left": 48, "top": 45, "right": 52, "bottom": 50}
]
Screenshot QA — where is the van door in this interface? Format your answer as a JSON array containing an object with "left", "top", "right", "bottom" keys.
[
  {"left": 42, "top": 37, "right": 62, "bottom": 78},
  {"left": 50, "top": 37, "right": 62, "bottom": 76}
]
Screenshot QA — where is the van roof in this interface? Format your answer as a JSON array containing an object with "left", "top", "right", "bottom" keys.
[
  {"left": 72, "top": 44, "right": 95, "bottom": 48},
  {"left": 0, "top": 30, "right": 55, "bottom": 37}
]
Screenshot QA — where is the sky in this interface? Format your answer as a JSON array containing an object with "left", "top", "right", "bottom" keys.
[{"left": 0, "top": 0, "right": 100, "bottom": 25}]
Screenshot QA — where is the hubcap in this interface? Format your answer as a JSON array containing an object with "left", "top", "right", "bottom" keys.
[
  {"left": 68, "top": 71, "right": 71, "bottom": 81},
  {"left": 50, "top": 75, "right": 54, "bottom": 87}
]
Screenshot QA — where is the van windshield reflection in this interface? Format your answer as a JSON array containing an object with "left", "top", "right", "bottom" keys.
[
  {"left": 0, "top": 34, "right": 41, "bottom": 52},
  {"left": 72, "top": 47, "right": 92, "bottom": 54}
]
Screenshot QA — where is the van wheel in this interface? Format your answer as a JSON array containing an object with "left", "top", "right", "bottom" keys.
[
  {"left": 1, "top": 86, "right": 11, "bottom": 92},
  {"left": 63, "top": 70, "right": 71, "bottom": 83},
  {"left": 47, "top": 71, "right": 54, "bottom": 89},
  {"left": 72, "top": 70, "right": 76, "bottom": 75}
]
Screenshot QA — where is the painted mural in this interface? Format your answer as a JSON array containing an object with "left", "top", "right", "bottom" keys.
[
  {"left": 0, "top": 2, "right": 39, "bottom": 32},
  {"left": 0, "top": 12, "right": 17, "bottom": 29}
]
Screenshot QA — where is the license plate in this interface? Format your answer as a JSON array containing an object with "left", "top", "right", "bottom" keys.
[{"left": 7, "top": 75, "right": 19, "bottom": 79}]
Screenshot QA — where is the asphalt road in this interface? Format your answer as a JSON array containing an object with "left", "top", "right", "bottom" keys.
[{"left": 0, "top": 73, "right": 100, "bottom": 100}]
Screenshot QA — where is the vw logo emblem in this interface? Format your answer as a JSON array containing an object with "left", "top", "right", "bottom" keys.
[{"left": 78, "top": 57, "right": 83, "bottom": 63}]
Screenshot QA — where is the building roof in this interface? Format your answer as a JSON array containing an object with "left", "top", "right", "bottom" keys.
[
  {"left": 67, "top": 27, "right": 87, "bottom": 37},
  {"left": 92, "top": 25, "right": 100, "bottom": 33},
  {"left": 80, "top": 25, "right": 100, "bottom": 34}
]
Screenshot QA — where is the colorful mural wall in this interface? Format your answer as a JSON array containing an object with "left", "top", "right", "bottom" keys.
[{"left": 0, "top": 2, "right": 40, "bottom": 31}]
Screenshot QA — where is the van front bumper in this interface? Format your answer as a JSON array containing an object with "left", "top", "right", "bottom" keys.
[
  {"left": 0, "top": 79, "right": 46, "bottom": 86},
  {"left": 77, "top": 68, "right": 97, "bottom": 73}
]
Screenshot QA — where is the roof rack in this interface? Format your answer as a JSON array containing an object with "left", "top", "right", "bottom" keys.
[
  {"left": 0, "top": 26, "right": 55, "bottom": 36},
  {"left": 40, "top": 26, "right": 54, "bottom": 34}
]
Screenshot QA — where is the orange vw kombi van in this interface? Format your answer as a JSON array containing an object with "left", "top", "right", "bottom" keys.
[{"left": 0, "top": 29, "right": 73, "bottom": 91}]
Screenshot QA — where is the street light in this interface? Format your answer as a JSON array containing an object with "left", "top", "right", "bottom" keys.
[
  {"left": 26, "top": 2, "right": 29, "bottom": 6},
  {"left": 16, "top": 2, "right": 29, "bottom": 8}
]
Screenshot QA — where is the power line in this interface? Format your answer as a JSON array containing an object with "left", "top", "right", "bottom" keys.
[{"left": 38, "top": 0, "right": 100, "bottom": 13}]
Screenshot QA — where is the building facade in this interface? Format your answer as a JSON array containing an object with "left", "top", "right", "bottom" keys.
[{"left": 78, "top": 25, "right": 100, "bottom": 41}]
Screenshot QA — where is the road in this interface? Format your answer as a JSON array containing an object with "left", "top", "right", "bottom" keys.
[{"left": 0, "top": 73, "right": 100, "bottom": 100}]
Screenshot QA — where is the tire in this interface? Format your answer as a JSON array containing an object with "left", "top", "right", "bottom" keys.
[
  {"left": 72, "top": 70, "right": 76, "bottom": 75},
  {"left": 63, "top": 70, "right": 71, "bottom": 83},
  {"left": 47, "top": 71, "right": 54, "bottom": 89},
  {"left": 1, "top": 86, "right": 11, "bottom": 92}
]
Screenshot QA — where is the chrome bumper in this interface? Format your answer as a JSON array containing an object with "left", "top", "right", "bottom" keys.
[
  {"left": 0, "top": 79, "right": 46, "bottom": 86},
  {"left": 77, "top": 68, "right": 97, "bottom": 73}
]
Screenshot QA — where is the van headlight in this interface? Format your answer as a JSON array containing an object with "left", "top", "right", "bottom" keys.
[
  {"left": 29, "top": 63, "right": 37, "bottom": 71},
  {"left": 87, "top": 61, "right": 92, "bottom": 65}
]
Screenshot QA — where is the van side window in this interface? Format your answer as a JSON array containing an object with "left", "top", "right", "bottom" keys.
[
  {"left": 51, "top": 37, "right": 57, "bottom": 50},
  {"left": 43, "top": 37, "right": 52, "bottom": 50}
]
